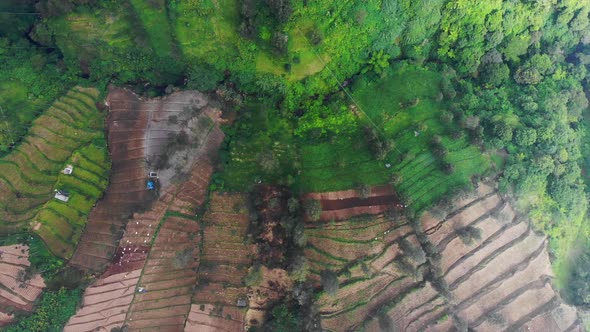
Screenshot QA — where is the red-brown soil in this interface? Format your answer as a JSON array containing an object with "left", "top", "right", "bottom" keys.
[
  {"left": 0, "top": 245, "right": 45, "bottom": 326},
  {"left": 307, "top": 182, "right": 581, "bottom": 332},
  {"left": 70, "top": 87, "right": 152, "bottom": 272},
  {"left": 184, "top": 304, "right": 245, "bottom": 332},
  {"left": 303, "top": 187, "right": 433, "bottom": 331},
  {"left": 125, "top": 215, "right": 200, "bottom": 331},
  {"left": 303, "top": 184, "right": 404, "bottom": 221}
]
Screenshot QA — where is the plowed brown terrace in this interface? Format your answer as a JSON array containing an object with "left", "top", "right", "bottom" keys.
[
  {"left": 415, "top": 183, "right": 581, "bottom": 332},
  {"left": 186, "top": 193, "right": 253, "bottom": 332},
  {"left": 303, "top": 184, "right": 403, "bottom": 221},
  {"left": 66, "top": 87, "right": 227, "bottom": 332},
  {"left": 0, "top": 245, "right": 45, "bottom": 327},
  {"left": 70, "top": 88, "right": 152, "bottom": 271}
]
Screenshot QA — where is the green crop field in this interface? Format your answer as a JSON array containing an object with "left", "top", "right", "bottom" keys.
[{"left": 0, "top": 86, "right": 110, "bottom": 259}]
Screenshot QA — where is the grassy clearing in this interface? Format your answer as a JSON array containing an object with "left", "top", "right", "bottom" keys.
[
  {"left": 350, "top": 64, "right": 490, "bottom": 212},
  {"left": 297, "top": 134, "right": 389, "bottom": 192},
  {"left": 49, "top": 10, "right": 137, "bottom": 62},
  {"left": 171, "top": 0, "right": 241, "bottom": 69},
  {"left": 130, "top": 0, "right": 177, "bottom": 58}
]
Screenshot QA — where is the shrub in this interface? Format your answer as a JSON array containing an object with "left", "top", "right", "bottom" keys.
[
  {"left": 173, "top": 247, "right": 194, "bottom": 269},
  {"left": 320, "top": 270, "right": 339, "bottom": 295},
  {"left": 244, "top": 266, "right": 263, "bottom": 287},
  {"left": 456, "top": 226, "right": 482, "bottom": 245},
  {"left": 303, "top": 199, "right": 322, "bottom": 221},
  {"left": 356, "top": 183, "right": 371, "bottom": 199}
]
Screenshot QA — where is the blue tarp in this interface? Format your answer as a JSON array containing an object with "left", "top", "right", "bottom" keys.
[{"left": 147, "top": 181, "right": 155, "bottom": 190}]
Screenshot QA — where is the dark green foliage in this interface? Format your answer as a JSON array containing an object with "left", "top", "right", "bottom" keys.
[
  {"left": 320, "top": 270, "right": 339, "bottom": 295},
  {"left": 3, "top": 287, "right": 82, "bottom": 332},
  {"left": 514, "top": 128, "right": 537, "bottom": 147},
  {"left": 187, "top": 64, "right": 223, "bottom": 91},
  {"left": 479, "top": 63, "right": 510, "bottom": 87},
  {"left": 456, "top": 226, "right": 482, "bottom": 245},
  {"left": 260, "top": 303, "right": 301, "bottom": 332},
  {"left": 563, "top": 242, "right": 590, "bottom": 305}
]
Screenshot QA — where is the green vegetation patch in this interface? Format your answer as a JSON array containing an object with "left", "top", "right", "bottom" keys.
[{"left": 0, "top": 87, "right": 110, "bottom": 259}]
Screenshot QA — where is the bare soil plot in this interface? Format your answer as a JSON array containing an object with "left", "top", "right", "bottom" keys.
[
  {"left": 525, "top": 303, "right": 581, "bottom": 332},
  {"left": 303, "top": 191, "right": 431, "bottom": 332},
  {"left": 64, "top": 269, "right": 141, "bottom": 332},
  {"left": 414, "top": 182, "right": 580, "bottom": 331},
  {"left": 70, "top": 88, "right": 151, "bottom": 271},
  {"left": 72, "top": 86, "right": 225, "bottom": 272},
  {"left": 303, "top": 184, "right": 404, "bottom": 221},
  {"left": 184, "top": 304, "right": 245, "bottom": 332},
  {"left": 362, "top": 282, "right": 447, "bottom": 332},
  {"left": 0, "top": 245, "right": 45, "bottom": 322},
  {"left": 125, "top": 215, "right": 200, "bottom": 331}
]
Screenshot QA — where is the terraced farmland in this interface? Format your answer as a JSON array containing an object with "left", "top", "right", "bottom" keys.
[
  {"left": 303, "top": 195, "right": 440, "bottom": 331},
  {"left": 63, "top": 269, "right": 141, "bottom": 332},
  {"left": 0, "top": 245, "right": 45, "bottom": 326},
  {"left": 70, "top": 87, "right": 221, "bottom": 271},
  {"left": 417, "top": 183, "right": 582, "bottom": 331},
  {"left": 302, "top": 182, "right": 580, "bottom": 331},
  {"left": 66, "top": 87, "right": 228, "bottom": 331},
  {"left": 186, "top": 192, "right": 253, "bottom": 332},
  {"left": 0, "top": 87, "right": 108, "bottom": 258}
]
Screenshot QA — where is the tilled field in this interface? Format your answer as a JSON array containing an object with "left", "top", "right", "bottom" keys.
[
  {"left": 71, "top": 87, "right": 222, "bottom": 272},
  {"left": 63, "top": 269, "right": 141, "bottom": 332},
  {"left": 304, "top": 182, "right": 581, "bottom": 332},
  {"left": 0, "top": 245, "right": 45, "bottom": 326},
  {"left": 66, "top": 87, "right": 228, "bottom": 331},
  {"left": 411, "top": 183, "right": 581, "bottom": 332},
  {"left": 124, "top": 213, "right": 201, "bottom": 330},
  {"left": 70, "top": 87, "right": 152, "bottom": 271},
  {"left": 303, "top": 185, "right": 436, "bottom": 331},
  {"left": 188, "top": 192, "right": 253, "bottom": 331},
  {"left": 303, "top": 184, "right": 403, "bottom": 221}
]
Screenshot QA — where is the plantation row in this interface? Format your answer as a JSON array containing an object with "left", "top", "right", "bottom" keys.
[{"left": 0, "top": 87, "right": 109, "bottom": 259}]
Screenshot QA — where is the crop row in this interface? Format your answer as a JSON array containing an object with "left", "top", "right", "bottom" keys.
[{"left": 0, "top": 87, "right": 109, "bottom": 258}]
